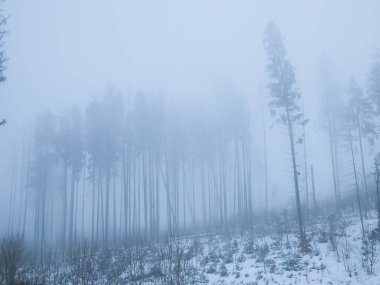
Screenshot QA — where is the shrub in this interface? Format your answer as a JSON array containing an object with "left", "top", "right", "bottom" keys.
[{"left": 0, "top": 234, "right": 24, "bottom": 285}]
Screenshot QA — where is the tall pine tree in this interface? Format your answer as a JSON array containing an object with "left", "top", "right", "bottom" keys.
[{"left": 264, "top": 22, "right": 308, "bottom": 251}]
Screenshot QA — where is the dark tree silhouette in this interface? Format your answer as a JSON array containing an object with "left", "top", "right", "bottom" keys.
[
  {"left": 264, "top": 22, "right": 308, "bottom": 251},
  {"left": 86, "top": 87, "right": 123, "bottom": 251},
  {"left": 56, "top": 106, "right": 84, "bottom": 255},
  {"left": 347, "top": 78, "right": 376, "bottom": 210}
]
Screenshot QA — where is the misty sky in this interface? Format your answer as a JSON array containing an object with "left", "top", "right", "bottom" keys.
[
  {"left": 2, "top": 1, "right": 379, "bottom": 114},
  {"left": 1, "top": 0, "right": 380, "bottom": 230}
]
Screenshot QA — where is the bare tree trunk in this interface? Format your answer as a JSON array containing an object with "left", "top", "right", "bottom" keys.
[
  {"left": 112, "top": 174, "right": 117, "bottom": 245},
  {"left": 220, "top": 140, "right": 227, "bottom": 227},
  {"left": 207, "top": 161, "right": 212, "bottom": 225},
  {"left": 247, "top": 126, "right": 253, "bottom": 223},
  {"left": 82, "top": 165, "right": 86, "bottom": 242},
  {"left": 91, "top": 168, "right": 96, "bottom": 247},
  {"left": 348, "top": 128, "right": 365, "bottom": 237},
  {"left": 63, "top": 164, "right": 68, "bottom": 254},
  {"left": 233, "top": 141, "right": 238, "bottom": 227},
  {"left": 149, "top": 152, "right": 154, "bottom": 237},
  {"left": 155, "top": 153, "right": 160, "bottom": 236},
  {"left": 74, "top": 179, "right": 79, "bottom": 249},
  {"left": 8, "top": 152, "right": 17, "bottom": 235},
  {"left": 137, "top": 157, "right": 141, "bottom": 236},
  {"left": 143, "top": 152, "right": 148, "bottom": 237},
  {"left": 302, "top": 113, "right": 309, "bottom": 223},
  {"left": 235, "top": 138, "right": 242, "bottom": 226},
  {"left": 96, "top": 172, "right": 101, "bottom": 246},
  {"left": 241, "top": 137, "right": 247, "bottom": 226},
  {"left": 201, "top": 162, "right": 206, "bottom": 227},
  {"left": 182, "top": 158, "right": 191, "bottom": 231},
  {"left": 310, "top": 164, "right": 318, "bottom": 213},
  {"left": 333, "top": 137, "right": 341, "bottom": 205},
  {"left": 68, "top": 167, "right": 76, "bottom": 254},
  {"left": 119, "top": 171, "right": 124, "bottom": 240},
  {"left": 375, "top": 159, "right": 380, "bottom": 230},
  {"left": 163, "top": 154, "right": 172, "bottom": 237},
  {"left": 104, "top": 169, "right": 110, "bottom": 250},
  {"left": 357, "top": 119, "right": 369, "bottom": 210},
  {"left": 18, "top": 144, "right": 27, "bottom": 235},
  {"left": 191, "top": 157, "right": 196, "bottom": 227},
  {"left": 122, "top": 145, "right": 128, "bottom": 238},
  {"left": 132, "top": 158, "right": 137, "bottom": 239},
  {"left": 327, "top": 97, "right": 340, "bottom": 215},
  {"left": 22, "top": 150, "right": 31, "bottom": 238},
  {"left": 40, "top": 155, "right": 48, "bottom": 263},
  {"left": 263, "top": 113, "right": 269, "bottom": 220},
  {"left": 286, "top": 106, "right": 306, "bottom": 249}
]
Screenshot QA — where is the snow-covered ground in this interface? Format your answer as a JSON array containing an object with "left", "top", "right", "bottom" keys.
[
  {"left": 23, "top": 213, "right": 380, "bottom": 284},
  {"left": 199, "top": 215, "right": 379, "bottom": 285}
]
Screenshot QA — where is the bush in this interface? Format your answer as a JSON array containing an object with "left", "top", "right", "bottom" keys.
[
  {"left": 362, "top": 236, "right": 376, "bottom": 275},
  {"left": 70, "top": 241, "right": 97, "bottom": 285},
  {"left": 244, "top": 237, "right": 255, "bottom": 255},
  {"left": 0, "top": 234, "right": 24, "bottom": 285},
  {"left": 218, "top": 262, "right": 228, "bottom": 277},
  {"left": 281, "top": 253, "right": 302, "bottom": 271}
]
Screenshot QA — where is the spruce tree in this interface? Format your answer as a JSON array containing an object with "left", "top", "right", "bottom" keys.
[{"left": 264, "top": 22, "right": 308, "bottom": 251}]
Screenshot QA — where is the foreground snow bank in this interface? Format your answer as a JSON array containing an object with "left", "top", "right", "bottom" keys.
[{"left": 19, "top": 213, "right": 380, "bottom": 284}]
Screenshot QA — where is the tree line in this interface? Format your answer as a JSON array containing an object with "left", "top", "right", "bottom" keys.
[{"left": 4, "top": 23, "right": 380, "bottom": 262}]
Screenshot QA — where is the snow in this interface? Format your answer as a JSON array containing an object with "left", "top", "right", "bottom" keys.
[
  {"left": 200, "top": 215, "right": 380, "bottom": 285},
  {"left": 23, "top": 213, "right": 380, "bottom": 284}
]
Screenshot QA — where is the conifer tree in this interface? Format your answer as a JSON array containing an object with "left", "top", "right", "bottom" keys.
[{"left": 264, "top": 22, "right": 308, "bottom": 250}]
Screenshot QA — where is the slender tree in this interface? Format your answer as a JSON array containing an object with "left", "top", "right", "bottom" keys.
[
  {"left": 301, "top": 100, "right": 310, "bottom": 222},
  {"left": 263, "top": 109, "right": 269, "bottom": 220},
  {"left": 310, "top": 164, "right": 318, "bottom": 213},
  {"left": 87, "top": 88, "right": 123, "bottom": 250},
  {"left": 32, "top": 111, "right": 57, "bottom": 262},
  {"left": 347, "top": 78, "right": 376, "bottom": 209},
  {"left": 56, "top": 106, "right": 84, "bottom": 254},
  {"left": 264, "top": 22, "right": 308, "bottom": 250},
  {"left": 348, "top": 128, "right": 365, "bottom": 237},
  {"left": 319, "top": 62, "right": 344, "bottom": 214},
  {"left": 374, "top": 154, "right": 380, "bottom": 232}
]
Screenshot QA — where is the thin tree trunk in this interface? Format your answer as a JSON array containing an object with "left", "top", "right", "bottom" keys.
[
  {"left": 113, "top": 174, "right": 117, "bottom": 245},
  {"left": 348, "top": 127, "right": 365, "bottom": 237},
  {"left": 122, "top": 145, "right": 128, "bottom": 238},
  {"left": 8, "top": 153, "right": 18, "bottom": 235},
  {"left": 286, "top": 106, "right": 306, "bottom": 249},
  {"left": 263, "top": 113, "right": 269, "bottom": 220},
  {"left": 63, "top": 165, "right": 68, "bottom": 254},
  {"left": 375, "top": 159, "right": 380, "bottom": 230},
  {"left": 327, "top": 108, "right": 340, "bottom": 214},
  {"left": 91, "top": 168, "right": 96, "bottom": 247},
  {"left": 247, "top": 126, "right": 253, "bottom": 223},
  {"left": 302, "top": 119, "right": 309, "bottom": 223},
  {"left": 22, "top": 151, "right": 31, "bottom": 238},
  {"left": 69, "top": 167, "right": 76, "bottom": 254},
  {"left": 143, "top": 153, "right": 148, "bottom": 237},
  {"left": 310, "top": 164, "right": 318, "bottom": 213},
  {"left": 191, "top": 156, "right": 196, "bottom": 228},
  {"left": 74, "top": 179, "right": 79, "bottom": 249},
  {"left": 155, "top": 153, "right": 160, "bottom": 236},
  {"left": 82, "top": 165, "right": 86, "bottom": 242},
  {"left": 357, "top": 119, "right": 369, "bottom": 210},
  {"left": 104, "top": 169, "right": 110, "bottom": 250},
  {"left": 201, "top": 162, "right": 206, "bottom": 227}
]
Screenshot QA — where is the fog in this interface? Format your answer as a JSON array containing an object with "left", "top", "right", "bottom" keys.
[{"left": 1, "top": 0, "right": 380, "bottom": 258}]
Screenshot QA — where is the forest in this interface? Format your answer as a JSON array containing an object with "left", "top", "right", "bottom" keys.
[{"left": 1, "top": 1, "right": 380, "bottom": 284}]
